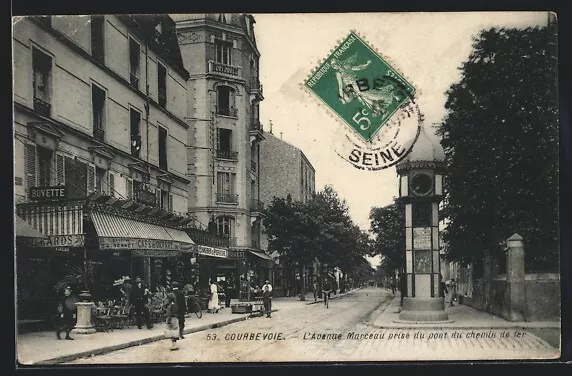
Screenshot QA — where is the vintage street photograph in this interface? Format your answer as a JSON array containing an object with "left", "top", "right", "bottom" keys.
[{"left": 13, "top": 12, "right": 560, "bottom": 365}]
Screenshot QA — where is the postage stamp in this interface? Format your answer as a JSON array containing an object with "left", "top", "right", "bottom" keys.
[{"left": 304, "top": 31, "right": 421, "bottom": 170}]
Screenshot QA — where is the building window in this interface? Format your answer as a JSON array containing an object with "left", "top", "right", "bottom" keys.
[
  {"left": 216, "top": 216, "right": 233, "bottom": 238},
  {"left": 216, "top": 172, "right": 237, "bottom": 203},
  {"left": 63, "top": 156, "right": 95, "bottom": 198},
  {"left": 129, "top": 37, "right": 140, "bottom": 89},
  {"left": 158, "top": 62, "right": 167, "bottom": 108},
  {"left": 130, "top": 109, "right": 141, "bottom": 158},
  {"left": 216, "top": 128, "right": 236, "bottom": 160},
  {"left": 158, "top": 126, "right": 168, "bottom": 170},
  {"left": 37, "top": 147, "right": 53, "bottom": 186},
  {"left": 90, "top": 16, "right": 105, "bottom": 62},
  {"left": 32, "top": 48, "right": 52, "bottom": 116},
  {"left": 95, "top": 167, "right": 106, "bottom": 194},
  {"left": 216, "top": 86, "right": 236, "bottom": 117},
  {"left": 92, "top": 85, "right": 106, "bottom": 142},
  {"left": 215, "top": 40, "right": 232, "bottom": 65}
]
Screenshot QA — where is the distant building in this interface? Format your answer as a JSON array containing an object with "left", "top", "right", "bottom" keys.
[{"left": 258, "top": 131, "right": 316, "bottom": 297}]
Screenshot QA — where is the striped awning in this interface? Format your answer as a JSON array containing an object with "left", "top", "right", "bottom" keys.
[
  {"left": 90, "top": 211, "right": 195, "bottom": 251},
  {"left": 16, "top": 215, "right": 48, "bottom": 239},
  {"left": 248, "top": 250, "right": 273, "bottom": 261}
]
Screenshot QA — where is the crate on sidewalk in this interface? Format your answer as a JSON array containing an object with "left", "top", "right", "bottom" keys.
[{"left": 230, "top": 299, "right": 253, "bottom": 314}]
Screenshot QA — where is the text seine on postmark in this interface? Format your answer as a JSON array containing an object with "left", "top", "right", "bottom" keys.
[{"left": 303, "top": 31, "right": 422, "bottom": 171}]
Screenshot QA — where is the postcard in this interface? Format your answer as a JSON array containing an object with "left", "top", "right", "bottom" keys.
[{"left": 13, "top": 11, "right": 560, "bottom": 365}]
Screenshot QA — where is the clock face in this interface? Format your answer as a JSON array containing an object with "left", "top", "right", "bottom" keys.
[{"left": 410, "top": 173, "right": 433, "bottom": 196}]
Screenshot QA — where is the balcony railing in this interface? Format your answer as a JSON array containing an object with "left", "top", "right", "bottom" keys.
[
  {"left": 34, "top": 97, "right": 51, "bottom": 117},
  {"left": 251, "top": 78, "right": 263, "bottom": 97},
  {"left": 186, "top": 228, "right": 230, "bottom": 248},
  {"left": 216, "top": 192, "right": 239, "bottom": 204},
  {"left": 250, "top": 199, "right": 264, "bottom": 213},
  {"left": 93, "top": 127, "right": 105, "bottom": 142},
  {"left": 215, "top": 106, "right": 238, "bottom": 117},
  {"left": 216, "top": 149, "right": 238, "bottom": 160},
  {"left": 208, "top": 60, "right": 241, "bottom": 78},
  {"left": 129, "top": 73, "right": 139, "bottom": 89},
  {"left": 228, "top": 237, "right": 238, "bottom": 247}
]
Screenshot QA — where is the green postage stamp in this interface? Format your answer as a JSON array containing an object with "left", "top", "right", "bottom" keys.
[{"left": 304, "top": 31, "right": 421, "bottom": 170}]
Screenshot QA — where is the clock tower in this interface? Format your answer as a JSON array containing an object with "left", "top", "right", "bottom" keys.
[{"left": 396, "top": 121, "right": 450, "bottom": 322}]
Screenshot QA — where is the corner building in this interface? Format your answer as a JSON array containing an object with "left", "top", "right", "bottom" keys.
[
  {"left": 13, "top": 15, "right": 195, "bottom": 319},
  {"left": 173, "top": 14, "right": 272, "bottom": 300}
]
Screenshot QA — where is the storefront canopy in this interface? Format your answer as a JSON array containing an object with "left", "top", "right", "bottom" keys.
[
  {"left": 90, "top": 211, "right": 195, "bottom": 251},
  {"left": 248, "top": 250, "right": 273, "bottom": 261},
  {"left": 15, "top": 215, "right": 48, "bottom": 239}
]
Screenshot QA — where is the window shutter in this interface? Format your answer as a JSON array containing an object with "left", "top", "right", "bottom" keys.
[
  {"left": 109, "top": 172, "right": 115, "bottom": 197},
  {"left": 156, "top": 188, "right": 161, "bottom": 207},
  {"left": 25, "top": 143, "right": 37, "bottom": 190},
  {"left": 126, "top": 178, "right": 133, "bottom": 199},
  {"left": 169, "top": 193, "right": 173, "bottom": 213},
  {"left": 87, "top": 164, "right": 96, "bottom": 194},
  {"left": 56, "top": 153, "right": 65, "bottom": 185}
]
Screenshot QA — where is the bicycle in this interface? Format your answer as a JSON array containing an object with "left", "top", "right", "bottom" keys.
[
  {"left": 322, "top": 289, "right": 332, "bottom": 308},
  {"left": 187, "top": 294, "right": 203, "bottom": 319}
]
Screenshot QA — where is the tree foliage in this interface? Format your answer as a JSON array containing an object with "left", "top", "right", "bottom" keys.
[
  {"left": 369, "top": 198, "right": 405, "bottom": 274},
  {"left": 437, "top": 25, "right": 558, "bottom": 270},
  {"left": 262, "top": 185, "right": 373, "bottom": 274}
]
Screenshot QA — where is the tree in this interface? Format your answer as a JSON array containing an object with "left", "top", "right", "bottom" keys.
[
  {"left": 437, "top": 25, "right": 558, "bottom": 271},
  {"left": 369, "top": 199, "right": 405, "bottom": 275}
]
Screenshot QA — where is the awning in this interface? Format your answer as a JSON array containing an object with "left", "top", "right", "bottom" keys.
[
  {"left": 90, "top": 211, "right": 195, "bottom": 252},
  {"left": 16, "top": 215, "right": 48, "bottom": 239},
  {"left": 248, "top": 250, "right": 273, "bottom": 261}
]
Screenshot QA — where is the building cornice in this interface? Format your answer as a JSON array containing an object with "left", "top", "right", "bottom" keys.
[
  {"left": 14, "top": 101, "right": 191, "bottom": 185},
  {"left": 28, "top": 17, "right": 189, "bottom": 131}
]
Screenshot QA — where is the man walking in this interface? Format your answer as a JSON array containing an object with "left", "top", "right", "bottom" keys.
[
  {"left": 130, "top": 276, "right": 152, "bottom": 329},
  {"left": 261, "top": 280, "right": 273, "bottom": 318},
  {"left": 171, "top": 281, "right": 187, "bottom": 338}
]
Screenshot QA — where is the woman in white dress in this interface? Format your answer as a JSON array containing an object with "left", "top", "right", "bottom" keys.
[{"left": 208, "top": 278, "right": 219, "bottom": 313}]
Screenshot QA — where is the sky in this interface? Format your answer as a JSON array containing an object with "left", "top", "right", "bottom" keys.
[{"left": 253, "top": 12, "right": 547, "bottom": 267}]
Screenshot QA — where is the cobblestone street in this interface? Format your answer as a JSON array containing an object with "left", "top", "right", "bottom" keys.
[{"left": 68, "top": 288, "right": 559, "bottom": 364}]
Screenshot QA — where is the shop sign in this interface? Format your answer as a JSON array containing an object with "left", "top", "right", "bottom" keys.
[
  {"left": 55, "top": 247, "right": 69, "bottom": 252},
  {"left": 197, "top": 245, "right": 228, "bottom": 258},
  {"left": 29, "top": 186, "right": 67, "bottom": 201},
  {"left": 133, "top": 249, "right": 180, "bottom": 257},
  {"left": 228, "top": 250, "right": 246, "bottom": 259},
  {"left": 24, "top": 234, "right": 85, "bottom": 248},
  {"left": 99, "top": 237, "right": 183, "bottom": 251}
]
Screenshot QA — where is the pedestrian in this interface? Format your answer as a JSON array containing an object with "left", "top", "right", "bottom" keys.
[
  {"left": 208, "top": 278, "right": 220, "bottom": 313},
  {"left": 164, "top": 292, "right": 180, "bottom": 351},
  {"left": 448, "top": 278, "right": 457, "bottom": 306},
  {"left": 261, "top": 280, "right": 273, "bottom": 318},
  {"left": 312, "top": 276, "right": 319, "bottom": 301},
  {"left": 439, "top": 274, "right": 446, "bottom": 298},
  {"left": 130, "top": 276, "right": 152, "bottom": 329},
  {"left": 55, "top": 286, "right": 77, "bottom": 340},
  {"left": 171, "top": 281, "right": 187, "bottom": 339}
]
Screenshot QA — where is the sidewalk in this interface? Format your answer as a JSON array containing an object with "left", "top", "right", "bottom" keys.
[
  {"left": 17, "top": 289, "right": 362, "bottom": 365},
  {"left": 17, "top": 307, "right": 260, "bottom": 366},
  {"left": 371, "top": 292, "right": 561, "bottom": 330}
]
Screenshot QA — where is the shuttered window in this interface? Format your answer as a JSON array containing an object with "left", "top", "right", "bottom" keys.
[
  {"left": 87, "top": 164, "right": 96, "bottom": 194},
  {"left": 25, "top": 143, "right": 37, "bottom": 190},
  {"left": 109, "top": 172, "right": 115, "bottom": 197},
  {"left": 169, "top": 193, "right": 173, "bottom": 213},
  {"left": 125, "top": 178, "right": 133, "bottom": 199},
  {"left": 56, "top": 153, "right": 65, "bottom": 185},
  {"left": 64, "top": 156, "right": 88, "bottom": 198}
]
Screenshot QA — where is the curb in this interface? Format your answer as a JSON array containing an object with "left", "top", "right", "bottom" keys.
[
  {"left": 31, "top": 311, "right": 277, "bottom": 365},
  {"left": 305, "top": 288, "right": 362, "bottom": 305}
]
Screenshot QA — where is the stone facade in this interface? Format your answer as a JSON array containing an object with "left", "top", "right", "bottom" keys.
[
  {"left": 13, "top": 15, "right": 190, "bottom": 212},
  {"left": 174, "top": 14, "right": 265, "bottom": 250}
]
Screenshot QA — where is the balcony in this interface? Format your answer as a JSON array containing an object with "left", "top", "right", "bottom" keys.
[
  {"left": 215, "top": 106, "right": 238, "bottom": 117},
  {"left": 93, "top": 127, "right": 105, "bottom": 142},
  {"left": 216, "top": 149, "right": 238, "bottom": 161},
  {"left": 33, "top": 97, "right": 51, "bottom": 117},
  {"left": 216, "top": 192, "right": 239, "bottom": 204},
  {"left": 250, "top": 199, "right": 264, "bottom": 213},
  {"left": 208, "top": 60, "right": 242, "bottom": 79},
  {"left": 129, "top": 73, "right": 140, "bottom": 90},
  {"left": 249, "top": 121, "right": 265, "bottom": 145},
  {"left": 251, "top": 78, "right": 264, "bottom": 100}
]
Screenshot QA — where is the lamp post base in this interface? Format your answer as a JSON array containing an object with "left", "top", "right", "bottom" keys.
[
  {"left": 72, "top": 301, "right": 96, "bottom": 335},
  {"left": 398, "top": 297, "right": 450, "bottom": 322}
]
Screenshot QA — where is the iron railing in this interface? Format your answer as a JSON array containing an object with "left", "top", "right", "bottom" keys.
[
  {"left": 216, "top": 149, "right": 238, "bottom": 160},
  {"left": 216, "top": 193, "right": 239, "bottom": 204},
  {"left": 208, "top": 60, "right": 241, "bottom": 78}
]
